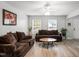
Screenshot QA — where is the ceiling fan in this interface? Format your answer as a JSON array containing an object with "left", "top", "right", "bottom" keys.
[
  {"left": 32, "top": 2, "right": 56, "bottom": 15},
  {"left": 42, "top": 2, "right": 56, "bottom": 15}
]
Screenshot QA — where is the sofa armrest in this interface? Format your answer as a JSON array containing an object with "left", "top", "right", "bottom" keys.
[
  {"left": 15, "top": 45, "right": 24, "bottom": 52},
  {"left": 23, "top": 36, "right": 32, "bottom": 40},
  {"left": 36, "top": 33, "right": 39, "bottom": 36},
  {"left": 59, "top": 33, "right": 62, "bottom": 36},
  {"left": 20, "top": 39, "right": 34, "bottom": 43},
  {"left": 14, "top": 43, "right": 29, "bottom": 56},
  {"left": 0, "top": 44, "right": 14, "bottom": 46},
  {"left": 0, "top": 44, "right": 16, "bottom": 50},
  {"left": 0, "top": 44, "right": 15, "bottom": 56}
]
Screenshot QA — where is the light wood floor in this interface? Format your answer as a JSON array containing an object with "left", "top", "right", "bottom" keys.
[{"left": 25, "top": 40, "right": 79, "bottom": 57}]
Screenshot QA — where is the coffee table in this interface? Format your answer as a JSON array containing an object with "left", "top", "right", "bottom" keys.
[{"left": 40, "top": 38, "right": 56, "bottom": 48}]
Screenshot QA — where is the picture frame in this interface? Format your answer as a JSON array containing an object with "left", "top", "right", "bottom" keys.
[
  {"left": 3, "top": 9, "right": 17, "bottom": 25},
  {"left": 68, "top": 23, "right": 71, "bottom": 26}
]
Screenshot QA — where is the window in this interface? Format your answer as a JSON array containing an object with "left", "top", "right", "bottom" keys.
[
  {"left": 48, "top": 20, "right": 57, "bottom": 30},
  {"left": 32, "top": 19, "right": 41, "bottom": 34},
  {"left": 33, "top": 19, "right": 41, "bottom": 29}
]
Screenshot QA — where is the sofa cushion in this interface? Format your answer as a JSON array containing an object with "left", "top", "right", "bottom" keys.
[
  {"left": 39, "top": 30, "right": 58, "bottom": 35},
  {"left": 39, "top": 30, "right": 48, "bottom": 35},
  {"left": 0, "top": 33, "right": 17, "bottom": 44},
  {"left": 0, "top": 36, "right": 7, "bottom": 44},
  {"left": 49, "top": 30, "right": 58, "bottom": 35},
  {"left": 23, "top": 36, "right": 32, "bottom": 40},
  {"left": 7, "top": 32, "right": 18, "bottom": 41},
  {"left": 13, "top": 33, "right": 18, "bottom": 41},
  {"left": 16, "top": 31, "right": 26, "bottom": 41}
]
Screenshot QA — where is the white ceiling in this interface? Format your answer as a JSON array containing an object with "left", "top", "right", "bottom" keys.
[{"left": 6, "top": 1, "right": 79, "bottom": 15}]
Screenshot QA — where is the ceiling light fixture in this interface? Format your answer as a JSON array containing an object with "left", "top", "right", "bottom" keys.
[
  {"left": 44, "top": 2, "right": 51, "bottom": 15},
  {"left": 45, "top": 11, "right": 50, "bottom": 15}
]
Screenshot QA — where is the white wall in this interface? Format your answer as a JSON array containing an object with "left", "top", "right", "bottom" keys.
[
  {"left": 0, "top": 2, "right": 28, "bottom": 36},
  {"left": 57, "top": 16, "right": 66, "bottom": 32},
  {"left": 66, "top": 15, "right": 79, "bottom": 39},
  {"left": 28, "top": 15, "right": 66, "bottom": 32},
  {"left": 66, "top": 7, "right": 79, "bottom": 39},
  {"left": 67, "top": 8, "right": 79, "bottom": 18},
  {"left": 66, "top": 17, "right": 73, "bottom": 39}
]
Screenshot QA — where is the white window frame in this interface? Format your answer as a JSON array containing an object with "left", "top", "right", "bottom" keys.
[{"left": 48, "top": 19, "right": 57, "bottom": 30}]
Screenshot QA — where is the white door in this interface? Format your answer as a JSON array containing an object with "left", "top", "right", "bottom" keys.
[
  {"left": 73, "top": 19, "right": 79, "bottom": 39},
  {"left": 32, "top": 19, "right": 41, "bottom": 38}
]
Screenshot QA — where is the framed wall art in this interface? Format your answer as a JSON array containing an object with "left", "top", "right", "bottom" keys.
[{"left": 3, "top": 9, "right": 17, "bottom": 25}]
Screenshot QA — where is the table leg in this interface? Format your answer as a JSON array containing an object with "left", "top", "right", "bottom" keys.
[
  {"left": 42, "top": 42, "right": 48, "bottom": 49},
  {"left": 41, "top": 41, "right": 56, "bottom": 48}
]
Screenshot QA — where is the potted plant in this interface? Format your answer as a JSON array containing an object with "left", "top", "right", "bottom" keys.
[
  {"left": 28, "top": 26, "right": 32, "bottom": 35},
  {"left": 61, "top": 28, "right": 67, "bottom": 39}
]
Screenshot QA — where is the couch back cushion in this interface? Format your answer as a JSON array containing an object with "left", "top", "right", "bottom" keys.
[
  {"left": 16, "top": 31, "right": 25, "bottom": 41},
  {"left": 0, "top": 36, "right": 6, "bottom": 44},
  {"left": 13, "top": 33, "right": 18, "bottom": 41},
  {"left": 0, "top": 33, "right": 17, "bottom": 44},
  {"left": 39, "top": 30, "right": 58, "bottom": 35},
  {"left": 7, "top": 32, "right": 18, "bottom": 41},
  {"left": 48, "top": 30, "right": 58, "bottom": 35},
  {"left": 5, "top": 33, "right": 17, "bottom": 44},
  {"left": 39, "top": 30, "right": 48, "bottom": 35}
]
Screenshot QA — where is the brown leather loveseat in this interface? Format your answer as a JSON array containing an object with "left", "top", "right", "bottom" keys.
[
  {"left": 35, "top": 30, "right": 62, "bottom": 42},
  {"left": 0, "top": 31, "right": 34, "bottom": 57}
]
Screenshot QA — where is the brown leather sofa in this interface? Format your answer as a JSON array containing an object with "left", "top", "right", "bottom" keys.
[
  {"left": 35, "top": 30, "right": 62, "bottom": 42},
  {"left": 0, "top": 32, "right": 34, "bottom": 57}
]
